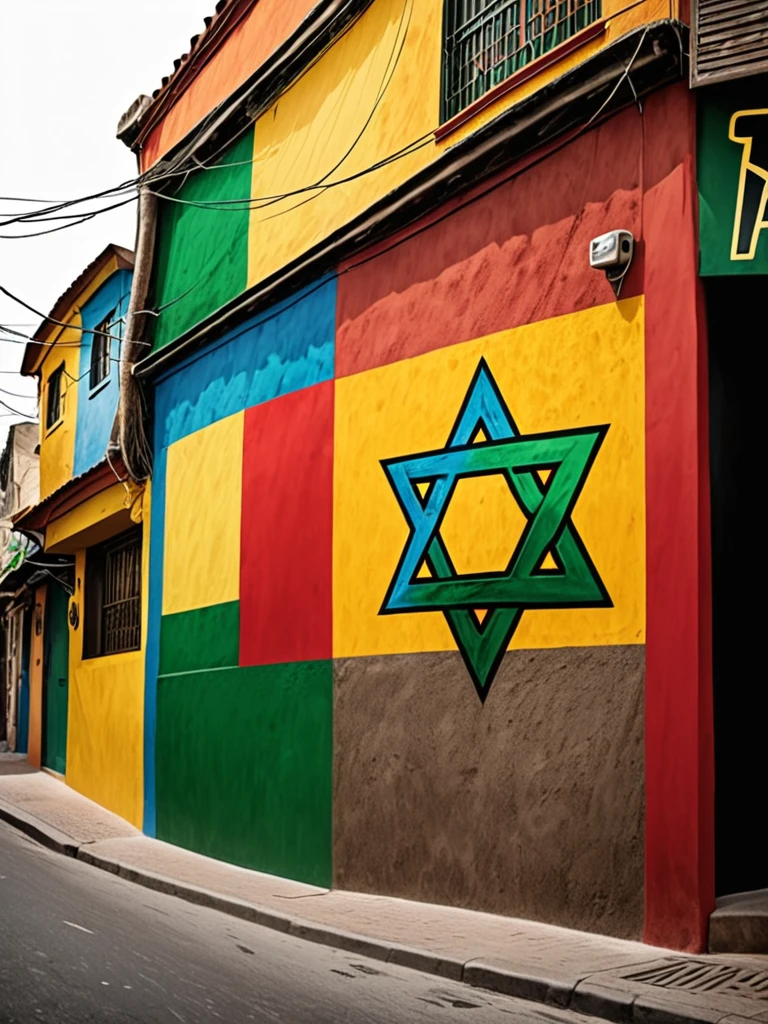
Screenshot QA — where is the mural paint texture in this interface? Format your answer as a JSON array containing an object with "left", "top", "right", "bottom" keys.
[
  {"left": 132, "top": 0, "right": 711, "bottom": 949},
  {"left": 141, "top": 89, "right": 690, "bottom": 937},
  {"left": 379, "top": 358, "right": 611, "bottom": 701}
]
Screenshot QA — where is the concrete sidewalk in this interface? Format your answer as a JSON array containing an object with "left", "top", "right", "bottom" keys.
[{"left": 1, "top": 756, "right": 766, "bottom": 1024}]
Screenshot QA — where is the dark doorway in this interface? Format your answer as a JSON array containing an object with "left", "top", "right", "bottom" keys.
[{"left": 706, "top": 274, "right": 766, "bottom": 897}]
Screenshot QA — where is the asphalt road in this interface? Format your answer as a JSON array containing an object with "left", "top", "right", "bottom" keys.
[{"left": 0, "top": 820, "right": 598, "bottom": 1023}]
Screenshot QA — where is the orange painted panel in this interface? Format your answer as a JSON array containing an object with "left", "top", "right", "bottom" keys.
[
  {"left": 27, "top": 585, "right": 47, "bottom": 769},
  {"left": 141, "top": 0, "right": 318, "bottom": 169}
]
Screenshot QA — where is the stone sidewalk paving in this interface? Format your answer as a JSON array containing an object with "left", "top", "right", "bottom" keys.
[{"left": 1, "top": 755, "right": 767, "bottom": 1024}]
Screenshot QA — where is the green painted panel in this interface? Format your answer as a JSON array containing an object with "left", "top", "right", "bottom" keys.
[
  {"left": 43, "top": 584, "right": 70, "bottom": 775},
  {"left": 159, "top": 602, "right": 240, "bottom": 675},
  {"left": 151, "top": 128, "right": 255, "bottom": 350},
  {"left": 698, "top": 77, "right": 768, "bottom": 277},
  {"left": 155, "top": 661, "right": 332, "bottom": 887}
]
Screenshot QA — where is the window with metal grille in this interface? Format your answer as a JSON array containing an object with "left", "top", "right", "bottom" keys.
[
  {"left": 46, "top": 364, "right": 64, "bottom": 429},
  {"left": 84, "top": 527, "right": 142, "bottom": 658},
  {"left": 89, "top": 309, "right": 115, "bottom": 391},
  {"left": 442, "top": 0, "right": 602, "bottom": 121}
]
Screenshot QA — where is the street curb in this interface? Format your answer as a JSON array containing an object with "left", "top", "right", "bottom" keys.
[
  {"left": 0, "top": 801, "right": 79, "bottom": 857},
  {"left": 0, "top": 801, "right": 733, "bottom": 1024}
]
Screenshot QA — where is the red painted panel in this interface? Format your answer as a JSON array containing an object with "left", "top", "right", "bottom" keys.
[
  {"left": 240, "top": 381, "right": 334, "bottom": 666},
  {"left": 336, "top": 106, "right": 646, "bottom": 378},
  {"left": 642, "top": 86, "right": 714, "bottom": 952}
]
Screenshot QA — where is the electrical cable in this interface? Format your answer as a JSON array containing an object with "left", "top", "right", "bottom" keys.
[
  {"left": 254, "top": 0, "right": 414, "bottom": 219},
  {"left": 143, "top": 36, "right": 653, "bottom": 379},
  {"left": 0, "top": 396, "right": 34, "bottom": 417},
  {"left": 0, "top": 197, "right": 138, "bottom": 239},
  {"left": 0, "top": 385, "right": 36, "bottom": 399},
  {"left": 0, "top": 287, "right": 142, "bottom": 346},
  {"left": 0, "top": 0, "right": 651, "bottom": 226},
  {"left": 0, "top": 0, "right": 415, "bottom": 235}
]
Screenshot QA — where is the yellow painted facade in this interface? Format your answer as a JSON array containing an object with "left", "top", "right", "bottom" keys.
[
  {"left": 248, "top": 0, "right": 677, "bottom": 288},
  {"left": 22, "top": 249, "right": 145, "bottom": 827},
  {"left": 333, "top": 297, "right": 646, "bottom": 658},
  {"left": 163, "top": 412, "right": 244, "bottom": 616},
  {"left": 38, "top": 318, "right": 80, "bottom": 502},
  {"left": 32, "top": 258, "right": 123, "bottom": 501},
  {"left": 45, "top": 481, "right": 150, "bottom": 828}
]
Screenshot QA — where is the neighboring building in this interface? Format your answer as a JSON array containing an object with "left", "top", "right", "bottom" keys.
[
  {"left": 13, "top": 245, "right": 147, "bottom": 826},
  {"left": 0, "top": 422, "right": 41, "bottom": 752},
  {"left": 111, "top": 0, "right": 720, "bottom": 952},
  {"left": 0, "top": 422, "right": 39, "bottom": 518}
]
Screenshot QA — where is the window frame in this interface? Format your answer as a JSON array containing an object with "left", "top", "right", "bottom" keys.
[
  {"left": 83, "top": 526, "right": 143, "bottom": 659},
  {"left": 89, "top": 308, "right": 117, "bottom": 394},
  {"left": 441, "top": 0, "right": 603, "bottom": 124},
  {"left": 45, "top": 363, "right": 65, "bottom": 432}
]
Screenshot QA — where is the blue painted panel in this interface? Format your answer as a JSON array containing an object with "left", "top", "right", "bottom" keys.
[
  {"left": 155, "top": 276, "right": 336, "bottom": 448},
  {"left": 73, "top": 270, "right": 133, "bottom": 477},
  {"left": 144, "top": 275, "right": 336, "bottom": 835}
]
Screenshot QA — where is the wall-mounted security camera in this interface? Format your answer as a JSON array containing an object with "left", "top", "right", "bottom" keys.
[{"left": 589, "top": 230, "right": 634, "bottom": 297}]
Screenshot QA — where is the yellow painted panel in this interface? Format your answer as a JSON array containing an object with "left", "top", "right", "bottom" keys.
[
  {"left": 163, "top": 412, "right": 244, "bottom": 615},
  {"left": 248, "top": 0, "right": 440, "bottom": 286},
  {"left": 333, "top": 298, "right": 646, "bottom": 658},
  {"left": 247, "top": 0, "right": 673, "bottom": 287},
  {"left": 65, "top": 485, "right": 150, "bottom": 828}
]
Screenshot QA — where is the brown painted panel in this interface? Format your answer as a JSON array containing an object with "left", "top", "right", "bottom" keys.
[{"left": 334, "top": 645, "right": 645, "bottom": 939}]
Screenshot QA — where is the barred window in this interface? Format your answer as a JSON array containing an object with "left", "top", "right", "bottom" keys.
[
  {"left": 89, "top": 309, "right": 115, "bottom": 391},
  {"left": 84, "top": 527, "right": 142, "bottom": 658},
  {"left": 442, "top": 0, "right": 602, "bottom": 121}
]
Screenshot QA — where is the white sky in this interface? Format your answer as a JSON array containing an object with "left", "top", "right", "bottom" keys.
[{"left": 0, "top": 1, "right": 214, "bottom": 446}]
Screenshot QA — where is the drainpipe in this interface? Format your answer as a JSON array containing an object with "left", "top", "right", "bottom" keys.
[{"left": 117, "top": 183, "right": 157, "bottom": 483}]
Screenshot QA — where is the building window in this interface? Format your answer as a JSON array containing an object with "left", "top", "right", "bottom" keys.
[
  {"left": 89, "top": 309, "right": 115, "bottom": 391},
  {"left": 46, "top": 364, "right": 64, "bottom": 429},
  {"left": 442, "top": 0, "right": 602, "bottom": 121},
  {"left": 84, "top": 527, "right": 142, "bottom": 658}
]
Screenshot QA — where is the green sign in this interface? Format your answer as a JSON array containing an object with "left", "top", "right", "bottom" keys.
[{"left": 698, "top": 77, "right": 768, "bottom": 277}]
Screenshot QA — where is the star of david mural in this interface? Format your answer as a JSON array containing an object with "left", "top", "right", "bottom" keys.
[{"left": 380, "top": 359, "right": 612, "bottom": 703}]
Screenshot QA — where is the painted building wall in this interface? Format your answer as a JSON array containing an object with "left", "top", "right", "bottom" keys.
[
  {"left": 41, "top": 482, "right": 148, "bottom": 827},
  {"left": 38, "top": 319, "right": 81, "bottom": 502},
  {"left": 144, "top": 86, "right": 706, "bottom": 941},
  {"left": 73, "top": 270, "right": 133, "bottom": 477},
  {"left": 36, "top": 258, "right": 128, "bottom": 500},
  {"left": 141, "top": 0, "right": 319, "bottom": 170},
  {"left": 25, "top": 255, "right": 145, "bottom": 826},
  {"left": 146, "top": 280, "right": 336, "bottom": 882},
  {"left": 141, "top": 0, "right": 677, "bottom": 174},
  {"left": 147, "top": 0, "right": 681, "bottom": 351}
]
